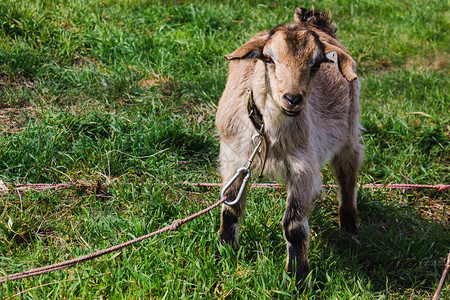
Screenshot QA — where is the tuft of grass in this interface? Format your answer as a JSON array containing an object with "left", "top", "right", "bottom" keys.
[{"left": 0, "top": 0, "right": 448, "bottom": 298}]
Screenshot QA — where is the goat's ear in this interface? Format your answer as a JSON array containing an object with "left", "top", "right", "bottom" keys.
[
  {"left": 323, "top": 43, "right": 357, "bottom": 81},
  {"left": 225, "top": 33, "right": 269, "bottom": 61},
  {"left": 325, "top": 50, "right": 338, "bottom": 63}
]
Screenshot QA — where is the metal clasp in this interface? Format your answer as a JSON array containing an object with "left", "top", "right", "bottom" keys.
[{"left": 221, "top": 167, "right": 251, "bottom": 206}]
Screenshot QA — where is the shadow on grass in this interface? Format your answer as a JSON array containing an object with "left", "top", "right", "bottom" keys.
[
  {"left": 235, "top": 187, "right": 448, "bottom": 295},
  {"left": 317, "top": 189, "right": 448, "bottom": 294}
]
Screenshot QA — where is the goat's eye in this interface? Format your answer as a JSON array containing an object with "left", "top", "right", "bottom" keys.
[{"left": 264, "top": 56, "right": 274, "bottom": 64}]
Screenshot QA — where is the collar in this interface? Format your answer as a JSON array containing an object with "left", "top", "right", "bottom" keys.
[
  {"left": 246, "top": 89, "right": 264, "bottom": 134},
  {"left": 245, "top": 89, "right": 269, "bottom": 178}
]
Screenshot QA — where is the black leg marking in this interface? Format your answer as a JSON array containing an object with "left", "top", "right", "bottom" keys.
[
  {"left": 283, "top": 215, "right": 310, "bottom": 287},
  {"left": 219, "top": 208, "right": 239, "bottom": 250}
]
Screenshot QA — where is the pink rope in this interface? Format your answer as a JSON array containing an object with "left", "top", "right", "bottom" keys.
[
  {"left": 362, "top": 183, "right": 448, "bottom": 191},
  {"left": 2, "top": 182, "right": 448, "bottom": 193},
  {"left": 185, "top": 182, "right": 449, "bottom": 191}
]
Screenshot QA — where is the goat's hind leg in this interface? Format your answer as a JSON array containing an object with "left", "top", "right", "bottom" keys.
[{"left": 331, "top": 143, "right": 363, "bottom": 234}]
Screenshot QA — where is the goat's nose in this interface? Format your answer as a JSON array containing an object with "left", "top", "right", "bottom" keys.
[{"left": 282, "top": 93, "right": 303, "bottom": 106}]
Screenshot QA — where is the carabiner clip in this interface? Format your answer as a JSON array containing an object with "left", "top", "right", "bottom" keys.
[
  {"left": 251, "top": 133, "right": 261, "bottom": 147},
  {"left": 221, "top": 167, "right": 251, "bottom": 206}
]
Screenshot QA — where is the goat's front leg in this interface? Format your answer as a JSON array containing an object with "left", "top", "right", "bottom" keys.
[
  {"left": 283, "top": 169, "right": 321, "bottom": 287},
  {"left": 219, "top": 173, "right": 247, "bottom": 251}
]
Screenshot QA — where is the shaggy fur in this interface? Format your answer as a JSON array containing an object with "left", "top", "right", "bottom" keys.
[{"left": 216, "top": 7, "right": 363, "bottom": 286}]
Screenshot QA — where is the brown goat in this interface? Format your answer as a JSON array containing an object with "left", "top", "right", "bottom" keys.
[{"left": 216, "top": 7, "right": 363, "bottom": 286}]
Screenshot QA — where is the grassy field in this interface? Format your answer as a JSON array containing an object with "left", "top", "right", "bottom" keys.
[{"left": 0, "top": 0, "right": 448, "bottom": 298}]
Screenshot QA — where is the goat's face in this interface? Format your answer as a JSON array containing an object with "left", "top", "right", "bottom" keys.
[
  {"left": 261, "top": 27, "right": 322, "bottom": 116},
  {"left": 225, "top": 24, "right": 357, "bottom": 116}
]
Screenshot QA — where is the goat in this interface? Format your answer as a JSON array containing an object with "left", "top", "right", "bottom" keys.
[{"left": 215, "top": 7, "right": 363, "bottom": 286}]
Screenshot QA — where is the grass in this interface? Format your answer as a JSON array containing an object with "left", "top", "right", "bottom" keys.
[{"left": 0, "top": 0, "right": 448, "bottom": 298}]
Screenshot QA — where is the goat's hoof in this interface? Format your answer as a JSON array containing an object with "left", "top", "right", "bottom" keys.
[
  {"left": 288, "top": 273, "right": 311, "bottom": 293},
  {"left": 286, "top": 260, "right": 310, "bottom": 291},
  {"left": 338, "top": 209, "right": 358, "bottom": 234},
  {"left": 294, "top": 277, "right": 311, "bottom": 292},
  {"left": 215, "top": 239, "right": 238, "bottom": 262},
  {"left": 339, "top": 220, "right": 358, "bottom": 234}
]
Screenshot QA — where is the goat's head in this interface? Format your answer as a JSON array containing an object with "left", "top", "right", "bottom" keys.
[{"left": 225, "top": 7, "right": 357, "bottom": 116}]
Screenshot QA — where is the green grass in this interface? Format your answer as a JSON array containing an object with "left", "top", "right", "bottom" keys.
[{"left": 0, "top": 0, "right": 448, "bottom": 298}]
